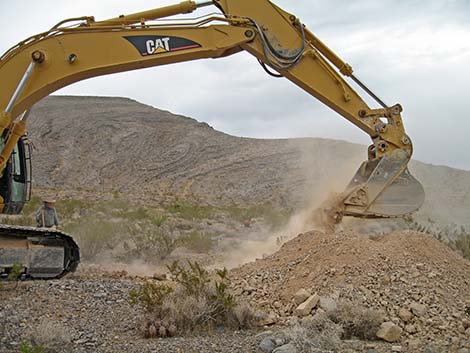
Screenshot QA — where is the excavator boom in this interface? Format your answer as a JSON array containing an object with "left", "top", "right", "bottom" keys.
[{"left": 0, "top": 0, "right": 425, "bottom": 278}]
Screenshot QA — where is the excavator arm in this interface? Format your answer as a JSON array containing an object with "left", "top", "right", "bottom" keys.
[{"left": 0, "top": 0, "right": 425, "bottom": 223}]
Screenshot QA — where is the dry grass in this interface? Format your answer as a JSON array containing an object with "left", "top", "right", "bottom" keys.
[
  {"left": 29, "top": 319, "right": 71, "bottom": 353},
  {"left": 328, "top": 300, "right": 383, "bottom": 340},
  {"left": 283, "top": 311, "right": 342, "bottom": 352}
]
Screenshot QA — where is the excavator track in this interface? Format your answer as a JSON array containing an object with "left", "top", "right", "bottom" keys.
[{"left": 0, "top": 224, "right": 80, "bottom": 279}]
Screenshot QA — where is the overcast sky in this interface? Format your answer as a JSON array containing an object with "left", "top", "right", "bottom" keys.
[{"left": 2, "top": 0, "right": 470, "bottom": 170}]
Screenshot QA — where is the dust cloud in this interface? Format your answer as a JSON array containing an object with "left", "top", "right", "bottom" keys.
[{"left": 215, "top": 140, "right": 366, "bottom": 269}]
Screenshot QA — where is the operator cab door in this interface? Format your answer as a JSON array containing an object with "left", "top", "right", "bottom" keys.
[{"left": 0, "top": 137, "right": 32, "bottom": 214}]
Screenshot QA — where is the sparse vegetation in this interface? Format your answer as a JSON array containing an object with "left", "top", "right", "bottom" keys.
[
  {"left": 328, "top": 301, "right": 383, "bottom": 340},
  {"left": 130, "top": 260, "right": 254, "bottom": 337},
  {"left": 454, "top": 232, "right": 470, "bottom": 260},
  {"left": 20, "top": 342, "right": 44, "bottom": 353},
  {"left": 130, "top": 230, "right": 178, "bottom": 261},
  {"left": 151, "top": 214, "right": 167, "bottom": 227},
  {"left": 167, "top": 200, "right": 215, "bottom": 220},
  {"left": 406, "top": 218, "right": 470, "bottom": 260},
  {"left": 65, "top": 218, "right": 125, "bottom": 260},
  {"left": 283, "top": 311, "right": 342, "bottom": 352},
  {"left": 178, "top": 231, "right": 215, "bottom": 253},
  {"left": 225, "top": 204, "right": 292, "bottom": 230},
  {"left": 27, "top": 319, "right": 71, "bottom": 353}
]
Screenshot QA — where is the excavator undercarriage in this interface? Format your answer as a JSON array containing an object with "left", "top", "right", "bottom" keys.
[{"left": 0, "top": 224, "right": 79, "bottom": 279}]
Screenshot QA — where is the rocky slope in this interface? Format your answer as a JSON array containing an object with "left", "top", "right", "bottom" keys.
[{"left": 28, "top": 96, "right": 470, "bottom": 227}]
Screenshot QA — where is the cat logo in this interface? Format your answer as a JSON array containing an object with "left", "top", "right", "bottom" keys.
[
  {"left": 146, "top": 38, "right": 171, "bottom": 55},
  {"left": 124, "top": 35, "right": 201, "bottom": 57}
]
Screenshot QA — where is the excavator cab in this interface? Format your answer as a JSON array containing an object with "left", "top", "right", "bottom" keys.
[{"left": 0, "top": 137, "right": 31, "bottom": 214}]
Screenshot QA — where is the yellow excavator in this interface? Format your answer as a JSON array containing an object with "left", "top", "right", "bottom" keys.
[{"left": 0, "top": 0, "right": 425, "bottom": 279}]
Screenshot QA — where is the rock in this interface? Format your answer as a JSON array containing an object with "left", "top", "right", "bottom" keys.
[
  {"left": 376, "top": 321, "right": 402, "bottom": 342},
  {"left": 259, "top": 337, "right": 276, "bottom": 353},
  {"left": 293, "top": 289, "right": 310, "bottom": 305},
  {"left": 152, "top": 273, "right": 166, "bottom": 281},
  {"left": 259, "top": 312, "right": 277, "bottom": 326},
  {"left": 294, "top": 294, "right": 319, "bottom": 317},
  {"left": 405, "top": 324, "right": 417, "bottom": 334},
  {"left": 273, "top": 343, "right": 297, "bottom": 353},
  {"left": 391, "top": 346, "right": 402, "bottom": 352},
  {"left": 319, "top": 296, "right": 337, "bottom": 312},
  {"left": 410, "top": 302, "right": 426, "bottom": 317},
  {"left": 462, "top": 319, "right": 470, "bottom": 329},
  {"left": 398, "top": 308, "right": 413, "bottom": 322},
  {"left": 457, "top": 349, "right": 470, "bottom": 353}
]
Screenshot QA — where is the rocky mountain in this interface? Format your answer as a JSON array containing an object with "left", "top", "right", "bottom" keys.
[{"left": 28, "top": 96, "right": 470, "bottom": 227}]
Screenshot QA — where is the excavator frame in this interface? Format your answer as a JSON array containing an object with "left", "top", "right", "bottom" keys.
[{"left": 0, "top": 0, "right": 424, "bottom": 278}]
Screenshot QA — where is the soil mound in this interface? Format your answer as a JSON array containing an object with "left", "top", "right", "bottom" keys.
[{"left": 231, "top": 230, "right": 470, "bottom": 343}]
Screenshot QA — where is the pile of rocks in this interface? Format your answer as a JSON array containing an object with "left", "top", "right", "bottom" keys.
[{"left": 231, "top": 230, "right": 470, "bottom": 350}]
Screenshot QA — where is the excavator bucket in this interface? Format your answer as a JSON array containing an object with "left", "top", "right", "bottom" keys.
[{"left": 316, "top": 148, "right": 425, "bottom": 225}]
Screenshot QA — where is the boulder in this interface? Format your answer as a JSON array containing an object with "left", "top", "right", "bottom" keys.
[
  {"left": 398, "top": 308, "right": 413, "bottom": 322},
  {"left": 293, "top": 289, "right": 311, "bottom": 305},
  {"left": 259, "top": 337, "right": 276, "bottom": 353},
  {"left": 410, "top": 302, "right": 426, "bottom": 316},
  {"left": 376, "top": 321, "right": 402, "bottom": 342},
  {"left": 294, "top": 294, "right": 319, "bottom": 317},
  {"left": 273, "top": 343, "right": 298, "bottom": 353}
]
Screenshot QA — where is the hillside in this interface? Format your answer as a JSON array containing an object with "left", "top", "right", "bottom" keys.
[{"left": 28, "top": 96, "right": 470, "bottom": 227}]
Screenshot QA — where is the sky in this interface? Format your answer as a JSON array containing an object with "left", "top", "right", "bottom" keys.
[{"left": 1, "top": 0, "right": 470, "bottom": 170}]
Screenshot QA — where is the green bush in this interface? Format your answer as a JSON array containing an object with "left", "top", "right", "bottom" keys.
[
  {"left": 131, "top": 261, "right": 253, "bottom": 337},
  {"left": 151, "top": 215, "right": 167, "bottom": 227},
  {"left": 129, "top": 282, "right": 173, "bottom": 311},
  {"left": 20, "top": 342, "right": 44, "bottom": 353}
]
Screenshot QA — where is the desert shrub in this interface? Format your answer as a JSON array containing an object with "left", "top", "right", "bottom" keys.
[
  {"left": 8, "top": 263, "right": 23, "bottom": 281},
  {"left": 225, "top": 204, "right": 292, "bottom": 230},
  {"left": 130, "top": 230, "right": 178, "bottom": 261},
  {"left": 28, "top": 319, "right": 71, "bottom": 353},
  {"left": 328, "top": 301, "right": 383, "bottom": 340},
  {"left": 66, "top": 218, "right": 124, "bottom": 260},
  {"left": 131, "top": 261, "right": 254, "bottom": 337},
  {"left": 405, "top": 218, "right": 470, "bottom": 260},
  {"left": 22, "top": 195, "right": 42, "bottom": 215},
  {"left": 167, "top": 200, "right": 214, "bottom": 220},
  {"left": 55, "top": 199, "right": 90, "bottom": 219},
  {"left": 129, "top": 282, "right": 173, "bottom": 311},
  {"left": 151, "top": 214, "right": 167, "bottom": 227},
  {"left": 120, "top": 206, "right": 149, "bottom": 220},
  {"left": 20, "top": 342, "right": 44, "bottom": 353},
  {"left": 283, "top": 311, "right": 342, "bottom": 352},
  {"left": 1, "top": 215, "right": 35, "bottom": 227},
  {"left": 178, "top": 231, "right": 215, "bottom": 253},
  {"left": 454, "top": 232, "right": 470, "bottom": 260}
]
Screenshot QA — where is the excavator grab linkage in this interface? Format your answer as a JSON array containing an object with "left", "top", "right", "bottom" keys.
[{"left": 0, "top": 0, "right": 425, "bottom": 278}]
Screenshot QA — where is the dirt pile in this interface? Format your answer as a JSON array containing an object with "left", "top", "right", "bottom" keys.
[{"left": 231, "top": 230, "right": 470, "bottom": 347}]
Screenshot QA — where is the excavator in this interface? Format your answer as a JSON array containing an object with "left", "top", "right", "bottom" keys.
[{"left": 0, "top": 0, "right": 425, "bottom": 279}]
